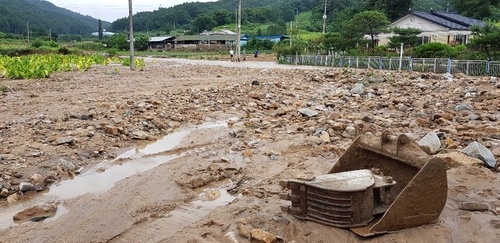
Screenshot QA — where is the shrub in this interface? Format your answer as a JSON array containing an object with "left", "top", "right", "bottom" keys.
[
  {"left": 31, "top": 39, "right": 44, "bottom": 48},
  {"left": 107, "top": 48, "right": 118, "bottom": 56},
  {"left": 58, "top": 46, "right": 71, "bottom": 55},
  {"left": 413, "top": 42, "right": 457, "bottom": 58},
  {"left": 47, "top": 40, "right": 59, "bottom": 48}
]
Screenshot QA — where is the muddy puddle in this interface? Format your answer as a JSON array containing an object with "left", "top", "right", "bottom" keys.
[{"left": 0, "top": 121, "right": 227, "bottom": 230}]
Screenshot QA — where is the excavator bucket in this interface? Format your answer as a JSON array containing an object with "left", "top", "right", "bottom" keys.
[{"left": 280, "top": 132, "right": 447, "bottom": 237}]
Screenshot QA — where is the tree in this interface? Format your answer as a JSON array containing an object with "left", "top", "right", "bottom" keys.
[
  {"left": 266, "top": 23, "right": 287, "bottom": 35},
  {"left": 192, "top": 14, "right": 217, "bottom": 33},
  {"left": 387, "top": 27, "right": 422, "bottom": 48},
  {"left": 98, "top": 19, "right": 103, "bottom": 40},
  {"left": 366, "top": 0, "right": 414, "bottom": 21},
  {"left": 347, "top": 11, "right": 390, "bottom": 50},
  {"left": 448, "top": 0, "right": 500, "bottom": 20},
  {"left": 468, "top": 24, "right": 500, "bottom": 59},
  {"left": 134, "top": 34, "right": 150, "bottom": 51}
]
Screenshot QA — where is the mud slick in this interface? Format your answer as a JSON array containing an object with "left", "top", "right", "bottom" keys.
[{"left": 1, "top": 56, "right": 500, "bottom": 243}]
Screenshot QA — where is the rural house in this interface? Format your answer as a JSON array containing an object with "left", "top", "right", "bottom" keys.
[
  {"left": 378, "top": 11, "right": 486, "bottom": 46},
  {"left": 148, "top": 36, "right": 175, "bottom": 50}
]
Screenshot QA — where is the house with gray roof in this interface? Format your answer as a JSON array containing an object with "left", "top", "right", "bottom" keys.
[{"left": 378, "top": 11, "right": 486, "bottom": 46}]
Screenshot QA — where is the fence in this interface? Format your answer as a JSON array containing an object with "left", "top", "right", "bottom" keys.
[{"left": 278, "top": 55, "right": 500, "bottom": 76}]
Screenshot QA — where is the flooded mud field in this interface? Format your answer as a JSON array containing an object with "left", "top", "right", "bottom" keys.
[{"left": 1, "top": 55, "right": 500, "bottom": 242}]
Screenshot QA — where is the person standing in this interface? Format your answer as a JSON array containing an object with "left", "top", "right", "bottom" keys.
[
  {"left": 229, "top": 49, "right": 234, "bottom": 61},
  {"left": 242, "top": 48, "right": 246, "bottom": 61},
  {"left": 254, "top": 49, "right": 259, "bottom": 58}
]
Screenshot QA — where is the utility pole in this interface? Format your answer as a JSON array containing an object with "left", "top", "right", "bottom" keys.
[
  {"left": 27, "top": 21, "right": 29, "bottom": 43},
  {"left": 236, "top": 0, "right": 241, "bottom": 62},
  {"left": 322, "top": 0, "right": 327, "bottom": 34},
  {"left": 128, "top": 0, "right": 135, "bottom": 70}
]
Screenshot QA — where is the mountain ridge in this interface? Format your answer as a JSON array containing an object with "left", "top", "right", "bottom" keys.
[{"left": 0, "top": 0, "right": 110, "bottom": 35}]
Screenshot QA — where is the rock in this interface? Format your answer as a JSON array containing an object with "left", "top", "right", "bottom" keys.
[
  {"left": 442, "top": 72, "right": 454, "bottom": 82},
  {"left": 55, "top": 137, "right": 75, "bottom": 146},
  {"left": 19, "top": 182, "right": 35, "bottom": 192},
  {"left": 343, "top": 125, "right": 357, "bottom": 137},
  {"left": 7, "top": 193, "right": 20, "bottom": 204},
  {"left": 248, "top": 92, "right": 265, "bottom": 100},
  {"left": 418, "top": 131, "right": 441, "bottom": 154},
  {"left": 351, "top": 84, "right": 364, "bottom": 95},
  {"left": 454, "top": 104, "right": 473, "bottom": 112},
  {"left": 131, "top": 130, "right": 149, "bottom": 140},
  {"left": 319, "top": 131, "right": 331, "bottom": 143},
  {"left": 105, "top": 126, "right": 119, "bottom": 136},
  {"left": 1, "top": 188, "right": 8, "bottom": 197},
  {"left": 368, "top": 76, "right": 385, "bottom": 83},
  {"left": 434, "top": 152, "right": 483, "bottom": 168},
  {"left": 462, "top": 142, "right": 497, "bottom": 168},
  {"left": 459, "top": 202, "right": 489, "bottom": 211},
  {"left": 40, "top": 157, "right": 78, "bottom": 171},
  {"left": 490, "top": 76, "right": 497, "bottom": 84},
  {"left": 251, "top": 229, "right": 277, "bottom": 243},
  {"left": 224, "top": 231, "right": 240, "bottom": 243},
  {"left": 251, "top": 80, "right": 260, "bottom": 86},
  {"left": 111, "top": 117, "right": 123, "bottom": 124},
  {"left": 298, "top": 108, "right": 318, "bottom": 118},
  {"left": 13, "top": 204, "right": 57, "bottom": 221}
]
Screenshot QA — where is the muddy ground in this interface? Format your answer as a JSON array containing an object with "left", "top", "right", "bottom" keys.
[{"left": 1, "top": 55, "right": 500, "bottom": 243}]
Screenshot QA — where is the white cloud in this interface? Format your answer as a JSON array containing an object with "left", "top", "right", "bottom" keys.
[{"left": 47, "top": 0, "right": 218, "bottom": 22}]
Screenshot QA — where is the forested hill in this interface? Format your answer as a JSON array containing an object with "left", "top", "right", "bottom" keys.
[
  {"left": 110, "top": 0, "right": 318, "bottom": 33},
  {"left": 0, "top": 0, "right": 109, "bottom": 35},
  {"left": 109, "top": 0, "right": 490, "bottom": 34}
]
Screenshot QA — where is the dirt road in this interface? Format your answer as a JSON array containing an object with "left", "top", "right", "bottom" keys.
[{"left": 1, "top": 56, "right": 500, "bottom": 242}]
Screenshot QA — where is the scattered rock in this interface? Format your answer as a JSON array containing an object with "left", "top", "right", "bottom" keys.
[
  {"left": 462, "top": 142, "right": 497, "bottom": 168},
  {"left": 350, "top": 84, "right": 364, "bottom": 95},
  {"left": 434, "top": 152, "right": 483, "bottom": 168},
  {"left": 298, "top": 108, "right": 318, "bottom": 118},
  {"left": 55, "top": 137, "right": 75, "bottom": 146},
  {"left": 459, "top": 202, "right": 489, "bottom": 211},
  {"left": 19, "top": 182, "right": 35, "bottom": 192},
  {"left": 368, "top": 75, "right": 385, "bottom": 83},
  {"left": 131, "top": 130, "right": 149, "bottom": 140},
  {"left": 251, "top": 229, "right": 277, "bottom": 243},
  {"left": 418, "top": 131, "right": 441, "bottom": 154},
  {"left": 13, "top": 204, "right": 57, "bottom": 221}
]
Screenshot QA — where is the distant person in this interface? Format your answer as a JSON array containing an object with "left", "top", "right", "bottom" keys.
[
  {"left": 254, "top": 49, "right": 259, "bottom": 58},
  {"left": 229, "top": 49, "right": 234, "bottom": 61},
  {"left": 242, "top": 48, "right": 246, "bottom": 61}
]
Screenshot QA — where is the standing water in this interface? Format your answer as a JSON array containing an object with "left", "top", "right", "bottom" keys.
[{"left": 0, "top": 121, "right": 227, "bottom": 230}]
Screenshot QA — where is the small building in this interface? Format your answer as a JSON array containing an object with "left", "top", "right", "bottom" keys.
[
  {"left": 148, "top": 36, "right": 175, "bottom": 50},
  {"left": 91, "top": 31, "right": 115, "bottom": 37},
  {"left": 378, "top": 11, "right": 486, "bottom": 46},
  {"left": 174, "top": 35, "right": 237, "bottom": 50},
  {"left": 240, "top": 35, "right": 290, "bottom": 46}
]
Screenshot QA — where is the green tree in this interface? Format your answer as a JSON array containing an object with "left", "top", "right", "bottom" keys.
[
  {"left": 134, "top": 34, "right": 150, "bottom": 51},
  {"left": 366, "top": 0, "right": 414, "bottom": 21},
  {"left": 448, "top": 0, "right": 500, "bottom": 19},
  {"left": 388, "top": 27, "right": 422, "bottom": 48},
  {"left": 192, "top": 14, "right": 217, "bottom": 33},
  {"left": 98, "top": 19, "right": 103, "bottom": 40},
  {"left": 256, "top": 28, "right": 263, "bottom": 36},
  {"left": 468, "top": 24, "right": 500, "bottom": 59},
  {"left": 105, "top": 33, "right": 128, "bottom": 50},
  {"left": 347, "top": 11, "right": 390, "bottom": 50},
  {"left": 323, "top": 32, "right": 356, "bottom": 53},
  {"left": 266, "top": 23, "right": 287, "bottom": 35}
]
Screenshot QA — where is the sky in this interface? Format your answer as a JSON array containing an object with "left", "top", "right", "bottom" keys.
[{"left": 48, "top": 0, "right": 218, "bottom": 22}]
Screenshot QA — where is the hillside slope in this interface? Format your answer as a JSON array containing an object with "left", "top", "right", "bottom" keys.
[{"left": 0, "top": 0, "right": 109, "bottom": 35}]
